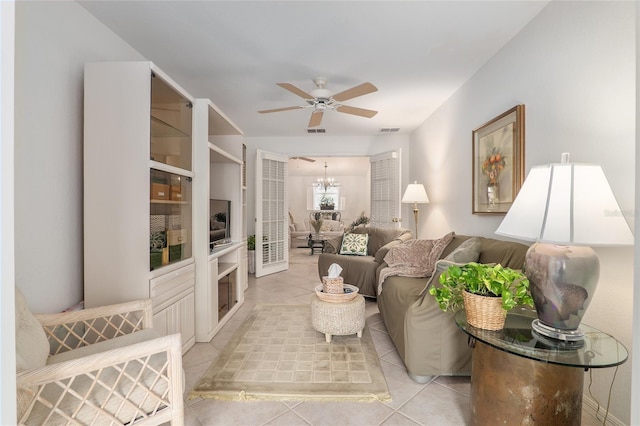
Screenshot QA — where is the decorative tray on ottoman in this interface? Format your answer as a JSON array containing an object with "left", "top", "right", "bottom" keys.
[{"left": 315, "top": 284, "right": 359, "bottom": 303}]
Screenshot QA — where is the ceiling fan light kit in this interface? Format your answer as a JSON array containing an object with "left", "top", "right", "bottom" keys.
[{"left": 258, "top": 77, "right": 378, "bottom": 129}]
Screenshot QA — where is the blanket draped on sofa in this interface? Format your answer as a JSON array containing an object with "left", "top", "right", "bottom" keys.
[{"left": 377, "top": 232, "right": 454, "bottom": 295}]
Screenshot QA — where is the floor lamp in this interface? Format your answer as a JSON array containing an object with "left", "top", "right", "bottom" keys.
[
  {"left": 496, "top": 153, "right": 633, "bottom": 342},
  {"left": 402, "top": 181, "right": 429, "bottom": 239}
]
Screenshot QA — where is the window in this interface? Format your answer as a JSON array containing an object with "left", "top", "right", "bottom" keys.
[{"left": 312, "top": 187, "right": 341, "bottom": 210}]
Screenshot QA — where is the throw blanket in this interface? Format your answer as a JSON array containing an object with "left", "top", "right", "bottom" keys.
[{"left": 377, "top": 232, "right": 454, "bottom": 295}]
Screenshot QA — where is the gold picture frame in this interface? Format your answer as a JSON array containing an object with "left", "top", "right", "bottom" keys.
[{"left": 472, "top": 105, "right": 525, "bottom": 215}]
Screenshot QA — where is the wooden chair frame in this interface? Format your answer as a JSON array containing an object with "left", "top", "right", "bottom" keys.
[{"left": 17, "top": 299, "right": 184, "bottom": 425}]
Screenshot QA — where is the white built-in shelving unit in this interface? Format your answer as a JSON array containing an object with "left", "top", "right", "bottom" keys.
[
  {"left": 193, "top": 99, "right": 246, "bottom": 342},
  {"left": 84, "top": 62, "right": 247, "bottom": 353}
]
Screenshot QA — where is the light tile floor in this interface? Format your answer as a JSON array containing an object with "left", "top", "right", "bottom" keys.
[{"left": 182, "top": 249, "right": 602, "bottom": 425}]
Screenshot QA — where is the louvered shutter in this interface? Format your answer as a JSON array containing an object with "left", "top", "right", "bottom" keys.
[
  {"left": 369, "top": 151, "right": 401, "bottom": 228},
  {"left": 255, "top": 150, "right": 289, "bottom": 277}
]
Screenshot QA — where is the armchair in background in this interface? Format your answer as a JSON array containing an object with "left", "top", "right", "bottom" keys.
[{"left": 289, "top": 211, "right": 345, "bottom": 248}]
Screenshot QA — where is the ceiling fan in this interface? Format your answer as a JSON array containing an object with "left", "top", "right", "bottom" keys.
[
  {"left": 291, "top": 156, "right": 315, "bottom": 162},
  {"left": 258, "top": 77, "right": 378, "bottom": 128}
]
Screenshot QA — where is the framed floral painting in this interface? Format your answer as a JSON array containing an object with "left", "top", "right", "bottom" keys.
[{"left": 472, "top": 105, "right": 525, "bottom": 214}]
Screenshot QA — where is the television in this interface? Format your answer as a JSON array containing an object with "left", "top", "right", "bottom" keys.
[{"left": 210, "top": 199, "right": 231, "bottom": 248}]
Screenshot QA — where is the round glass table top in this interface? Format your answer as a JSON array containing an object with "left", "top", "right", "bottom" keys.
[{"left": 455, "top": 307, "right": 628, "bottom": 368}]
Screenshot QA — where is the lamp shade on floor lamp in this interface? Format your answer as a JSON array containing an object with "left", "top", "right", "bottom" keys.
[{"left": 402, "top": 182, "right": 429, "bottom": 239}]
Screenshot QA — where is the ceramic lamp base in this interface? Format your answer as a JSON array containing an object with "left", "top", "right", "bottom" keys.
[{"left": 525, "top": 243, "right": 599, "bottom": 339}]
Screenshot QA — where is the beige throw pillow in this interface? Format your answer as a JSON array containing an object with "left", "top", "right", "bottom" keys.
[
  {"left": 15, "top": 288, "right": 50, "bottom": 420},
  {"left": 444, "top": 237, "right": 481, "bottom": 263}
]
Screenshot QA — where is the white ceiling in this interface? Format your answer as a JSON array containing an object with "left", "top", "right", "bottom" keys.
[{"left": 79, "top": 1, "right": 549, "bottom": 138}]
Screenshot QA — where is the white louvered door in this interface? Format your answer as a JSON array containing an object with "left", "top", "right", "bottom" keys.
[
  {"left": 369, "top": 151, "right": 401, "bottom": 228},
  {"left": 255, "top": 150, "right": 289, "bottom": 277}
]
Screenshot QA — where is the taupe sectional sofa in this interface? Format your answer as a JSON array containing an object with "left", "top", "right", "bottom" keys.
[
  {"left": 377, "top": 234, "right": 529, "bottom": 383},
  {"left": 317, "top": 227, "right": 413, "bottom": 297}
]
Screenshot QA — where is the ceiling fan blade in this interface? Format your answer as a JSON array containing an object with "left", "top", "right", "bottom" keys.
[
  {"left": 291, "top": 157, "right": 316, "bottom": 162},
  {"left": 308, "top": 111, "right": 324, "bottom": 128},
  {"left": 258, "top": 106, "right": 303, "bottom": 114},
  {"left": 336, "top": 105, "right": 378, "bottom": 118},
  {"left": 332, "top": 82, "right": 378, "bottom": 102},
  {"left": 277, "top": 83, "right": 314, "bottom": 100}
]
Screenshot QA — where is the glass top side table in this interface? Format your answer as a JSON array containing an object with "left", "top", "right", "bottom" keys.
[
  {"left": 454, "top": 306, "right": 628, "bottom": 426},
  {"left": 455, "top": 306, "right": 628, "bottom": 369}
]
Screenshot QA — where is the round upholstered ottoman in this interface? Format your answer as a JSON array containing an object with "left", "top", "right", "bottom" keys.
[{"left": 310, "top": 294, "right": 365, "bottom": 343}]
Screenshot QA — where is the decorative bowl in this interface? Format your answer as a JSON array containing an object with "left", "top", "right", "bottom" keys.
[{"left": 315, "top": 284, "right": 359, "bottom": 303}]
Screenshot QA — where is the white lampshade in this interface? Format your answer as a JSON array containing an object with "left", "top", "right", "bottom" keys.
[
  {"left": 496, "top": 157, "right": 633, "bottom": 246},
  {"left": 402, "top": 182, "right": 430, "bottom": 204}
]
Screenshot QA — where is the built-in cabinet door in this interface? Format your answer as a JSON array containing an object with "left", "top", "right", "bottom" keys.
[
  {"left": 177, "top": 292, "right": 195, "bottom": 351},
  {"left": 153, "top": 307, "right": 169, "bottom": 337},
  {"left": 153, "top": 291, "right": 195, "bottom": 353},
  {"left": 150, "top": 263, "right": 195, "bottom": 353}
]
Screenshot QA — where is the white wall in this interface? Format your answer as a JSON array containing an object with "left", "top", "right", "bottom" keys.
[
  {"left": 1, "top": 2, "right": 16, "bottom": 424},
  {"left": 244, "top": 135, "right": 411, "bottom": 236},
  {"left": 410, "top": 2, "right": 635, "bottom": 423},
  {"left": 633, "top": 4, "right": 640, "bottom": 424},
  {"left": 14, "top": 2, "right": 144, "bottom": 312}
]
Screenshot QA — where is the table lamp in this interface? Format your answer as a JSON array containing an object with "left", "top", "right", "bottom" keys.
[
  {"left": 402, "top": 181, "right": 429, "bottom": 239},
  {"left": 496, "top": 153, "right": 633, "bottom": 341}
]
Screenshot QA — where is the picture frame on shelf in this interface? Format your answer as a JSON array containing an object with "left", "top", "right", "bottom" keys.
[{"left": 472, "top": 105, "right": 525, "bottom": 215}]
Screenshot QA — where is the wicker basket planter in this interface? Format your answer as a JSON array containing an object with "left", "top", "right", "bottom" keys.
[
  {"left": 315, "top": 284, "right": 359, "bottom": 303},
  {"left": 463, "top": 290, "right": 506, "bottom": 330}
]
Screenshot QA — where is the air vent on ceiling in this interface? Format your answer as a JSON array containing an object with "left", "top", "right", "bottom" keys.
[
  {"left": 307, "top": 128, "right": 326, "bottom": 134},
  {"left": 379, "top": 128, "right": 400, "bottom": 133}
]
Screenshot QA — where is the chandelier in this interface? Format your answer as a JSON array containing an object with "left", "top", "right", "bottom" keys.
[{"left": 313, "top": 161, "right": 340, "bottom": 191}]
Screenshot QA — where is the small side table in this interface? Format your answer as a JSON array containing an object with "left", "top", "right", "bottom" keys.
[
  {"left": 455, "top": 308, "right": 628, "bottom": 426},
  {"left": 307, "top": 235, "right": 328, "bottom": 255},
  {"left": 310, "top": 294, "right": 365, "bottom": 343}
]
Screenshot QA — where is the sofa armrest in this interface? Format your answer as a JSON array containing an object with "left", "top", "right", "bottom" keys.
[
  {"left": 323, "top": 235, "right": 344, "bottom": 254},
  {"left": 374, "top": 239, "right": 404, "bottom": 264}
]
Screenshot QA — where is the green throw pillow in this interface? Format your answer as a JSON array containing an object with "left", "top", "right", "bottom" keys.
[{"left": 340, "top": 233, "right": 369, "bottom": 256}]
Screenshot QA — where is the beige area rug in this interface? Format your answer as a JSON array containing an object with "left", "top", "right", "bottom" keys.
[{"left": 189, "top": 304, "right": 390, "bottom": 402}]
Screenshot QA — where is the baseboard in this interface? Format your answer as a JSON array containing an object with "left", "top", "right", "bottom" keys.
[{"left": 582, "top": 394, "right": 625, "bottom": 426}]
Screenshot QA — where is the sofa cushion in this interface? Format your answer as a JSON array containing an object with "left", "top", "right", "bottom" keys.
[
  {"left": 353, "top": 227, "right": 410, "bottom": 256},
  {"left": 444, "top": 237, "right": 481, "bottom": 263},
  {"left": 477, "top": 238, "right": 528, "bottom": 269},
  {"left": 340, "top": 233, "right": 369, "bottom": 256},
  {"left": 419, "top": 259, "right": 463, "bottom": 295}
]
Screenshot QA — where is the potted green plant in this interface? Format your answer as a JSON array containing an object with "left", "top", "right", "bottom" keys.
[
  {"left": 429, "top": 262, "right": 533, "bottom": 330},
  {"left": 247, "top": 235, "right": 256, "bottom": 274},
  {"left": 347, "top": 211, "right": 370, "bottom": 231},
  {"left": 319, "top": 194, "right": 335, "bottom": 210}
]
